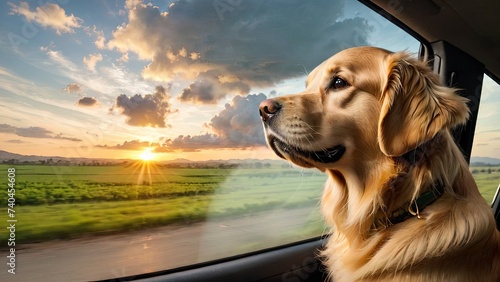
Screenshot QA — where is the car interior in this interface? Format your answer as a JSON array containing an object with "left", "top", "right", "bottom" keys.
[{"left": 100, "top": 0, "right": 500, "bottom": 281}]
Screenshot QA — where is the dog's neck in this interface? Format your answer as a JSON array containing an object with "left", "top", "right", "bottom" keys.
[
  {"left": 323, "top": 131, "right": 459, "bottom": 239},
  {"left": 373, "top": 134, "right": 446, "bottom": 229},
  {"left": 373, "top": 133, "right": 447, "bottom": 227}
]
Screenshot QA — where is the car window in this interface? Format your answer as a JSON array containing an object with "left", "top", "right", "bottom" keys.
[
  {"left": 0, "top": 1, "right": 419, "bottom": 280},
  {"left": 471, "top": 74, "right": 500, "bottom": 204}
]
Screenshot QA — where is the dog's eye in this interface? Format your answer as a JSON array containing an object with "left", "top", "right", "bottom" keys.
[{"left": 330, "top": 77, "right": 349, "bottom": 90}]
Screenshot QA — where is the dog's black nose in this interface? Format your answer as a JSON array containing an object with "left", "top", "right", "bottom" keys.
[{"left": 259, "top": 99, "right": 281, "bottom": 122}]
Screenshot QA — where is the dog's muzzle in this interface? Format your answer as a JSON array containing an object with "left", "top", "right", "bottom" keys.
[
  {"left": 259, "top": 98, "right": 346, "bottom": 164},
  {"left": 269, "top": 137, "right": 346, "bottom": 164}
]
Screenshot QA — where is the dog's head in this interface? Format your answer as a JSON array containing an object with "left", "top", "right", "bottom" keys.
[{"left": 259, "top": 46, "right": 469, "bottom": 171}]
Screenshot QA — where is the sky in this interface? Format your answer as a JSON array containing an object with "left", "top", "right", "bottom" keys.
[{"left": 0, "top": 0, "right": 498, "bottom": 161}]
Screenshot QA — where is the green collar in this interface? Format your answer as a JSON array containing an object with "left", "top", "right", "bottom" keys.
[
  {"left": 374, "top": 182, "right": 445, "bottom": 229},
  {"left": 389, "top": 182, "right": 445, "bottom": 224}
]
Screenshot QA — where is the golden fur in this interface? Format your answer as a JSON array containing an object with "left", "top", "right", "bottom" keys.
[{"left": 259, "top": 46, "right": 500, "bottom": 281}]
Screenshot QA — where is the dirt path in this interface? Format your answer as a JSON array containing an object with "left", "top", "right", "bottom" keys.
[{"left": 0, "top": 207, "right": 318, "bottom": 282}]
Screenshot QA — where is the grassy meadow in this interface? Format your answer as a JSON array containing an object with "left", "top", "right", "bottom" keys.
[
  {"left": 0, "top": 163, "right": 326, "bottom": 244},
  {"left": 470, "top": 166, "right": 500, "bottom": 203},
  {"left": 0, "top": 163, "right": 498, "bottom": 244}
]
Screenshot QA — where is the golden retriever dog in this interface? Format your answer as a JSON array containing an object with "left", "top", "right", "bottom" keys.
[{"left": 259, "top": 46, "right": 500, "bottom": 281}]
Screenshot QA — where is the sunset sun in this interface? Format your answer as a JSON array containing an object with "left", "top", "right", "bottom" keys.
[{"left": 139, "top": 148, "right": 154, "bottom": 161}]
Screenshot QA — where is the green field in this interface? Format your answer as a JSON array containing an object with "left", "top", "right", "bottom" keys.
[
  {"left": 0, "top": 163, "right": 326, "bottom": 244},
  {"left": 470, "top": 166, "right": 500, "bottom": 203},
  {"left": 0, "top": 163, "right": 497, "bottom": 245}
]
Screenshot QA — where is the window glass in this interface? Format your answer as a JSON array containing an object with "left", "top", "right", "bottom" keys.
[
  {"left": 471, "top": 74, "right": 500, "bottom": 204},
  {"left": 0, "top": 0, "right": 419, "bottom": 280}
]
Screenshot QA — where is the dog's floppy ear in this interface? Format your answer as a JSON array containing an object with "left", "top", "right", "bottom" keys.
[{"left": 378, "top": 53, "right": 469, "bottom": 156}]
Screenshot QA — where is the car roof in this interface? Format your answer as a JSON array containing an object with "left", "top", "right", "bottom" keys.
[{"left": 366, "top": 0, "right": 500, "bottom": 81}]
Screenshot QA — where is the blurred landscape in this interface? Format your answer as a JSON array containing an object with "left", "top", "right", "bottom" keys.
[
  {"left": 0, "top": 150, "right": 326, "bottom": 245},
  {"left": 0, "top": 150, "right": 499, "bottom": 246},
  {"left": 0, "top": 150, "right": 498, "bottom": 281}
]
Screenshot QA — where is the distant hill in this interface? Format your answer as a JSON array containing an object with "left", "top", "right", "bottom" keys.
[
  {"left": 0, "top": 150, "right": 285, "bottom": 167},
  {"left": 470, "top": 157, "right": 500, "bottom": 166},
  {"left": 0, "top": 150, "right": 126, "bottom": 164},
  {"left": 0, "top": 150, "right": 62, "bottom": 162},
  {"left": 0, "top": 150, "right": 23, "bottom": 160},
  {"left": 161, "top": 157, "right": 286, "bottom": 168},
  {"left": 163, "top": 158, "right": 191, "bottom": 164}
]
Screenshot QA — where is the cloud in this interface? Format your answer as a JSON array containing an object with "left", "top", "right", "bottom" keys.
[
  {"left": 53, "top": 133, "right": 82, "bottom": 142},
  {"left": 5, "top": 140, "right": 26, "bottom": 144},
  {"left": 178, "top": 78, "right": 250, "bottom": 104},
  {"left": 8, "top": 1, "right": 82, "bottom": 35},
  {"left": 15, "top": 126, "right": 53, "bottom": 138},
  {"left": 97, "top": 140, "right": 160, "bottom": 150},
  {"left": 0, "top": 124, "right": 17, "bottom": 133},
  {"left": 110, "top": 85, "right": 176, "bottom": 128},
  {"left": 0, "top": 123, "right": 81, "bottom": 141},
  {"left": 97, "top": 139, "right": 174, "bottom": 152},
  {"left": 45, "top": 49, "right": 79, "bottom": 72},
  {"left": 63, "top": 83, "right": 82, "bottom": 93},
  {"left": 83, "top": 53, "right": 103, "bottom": 71},
  {"left": 42, "top": 47, "right": 152, "bottom": 97},
  {"left": 84, "top": 25, "right": 106, "bottom": 49},
  {"left": 166, "top": 93, "right": 267, "bottom": 150},
  {"left": 107, "top": 0, "right": 371, "bottom": 103},
  {"left": 166, "top": 133, "right": 223, "bottom": 152},
  {"left": 207, "top": 93, "right": 267, "bottom": 146},
  {"left": 118, "top": 53, "right": 129, "bottom": 63},
  {"left": 77, "top": 97, "right": 98, "bottom": 107}
]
